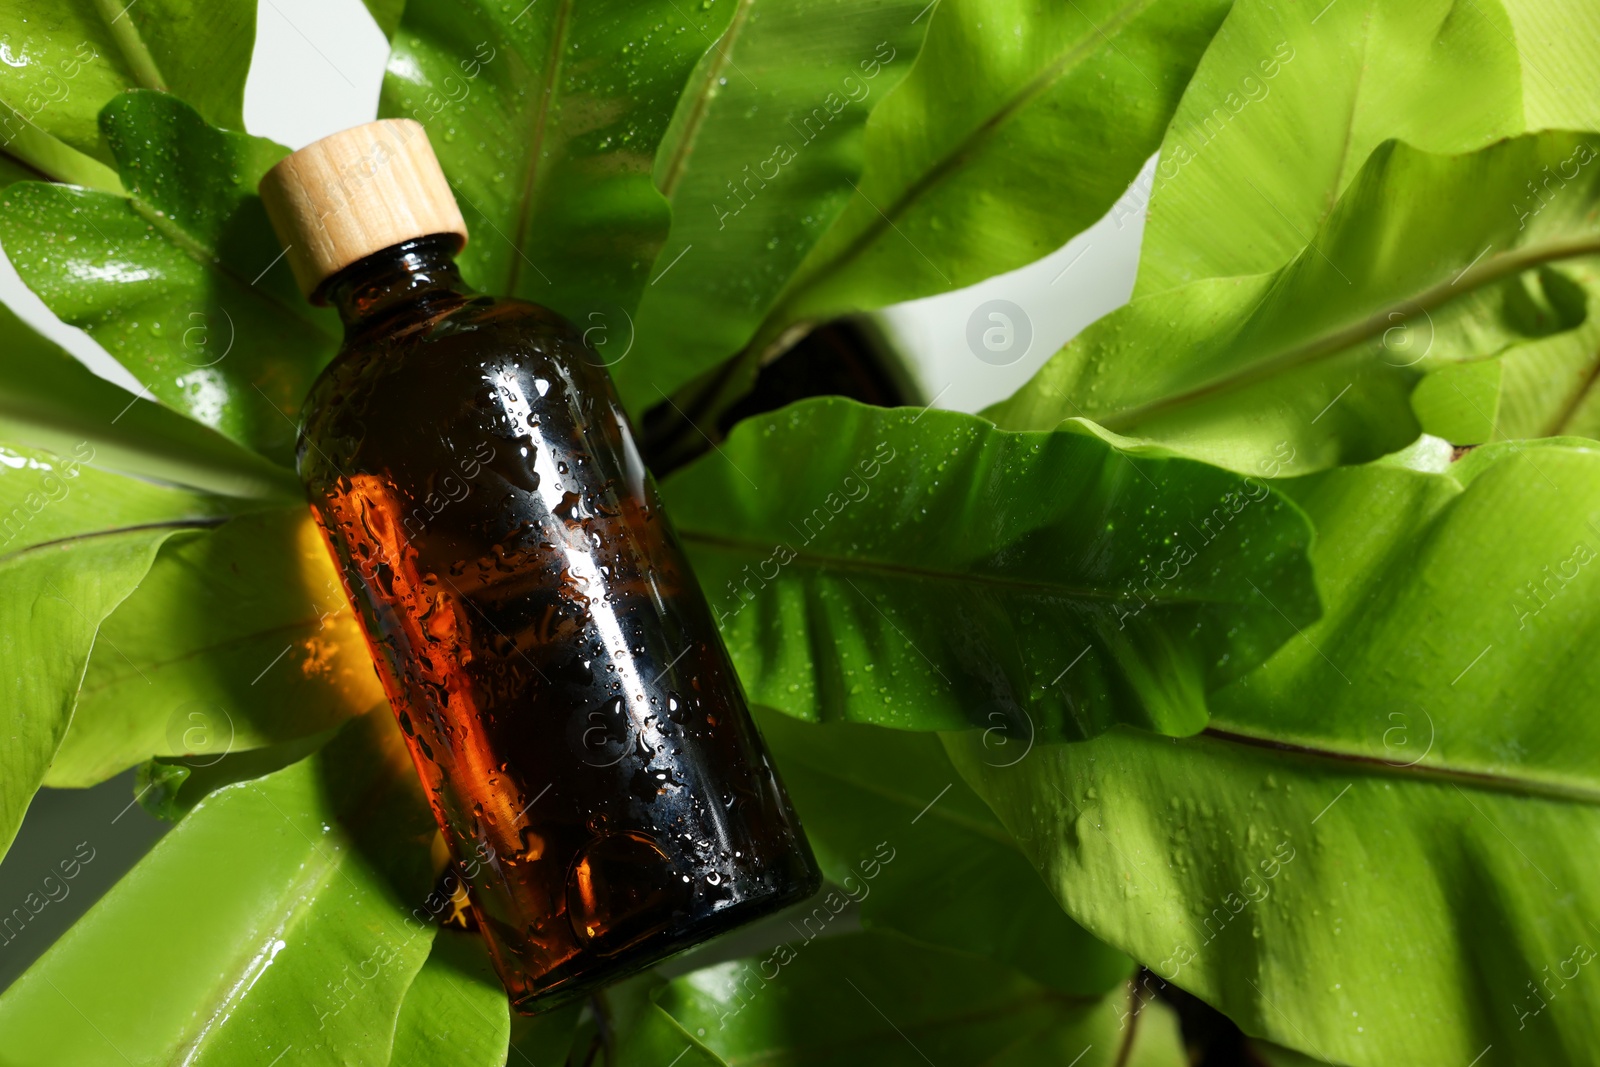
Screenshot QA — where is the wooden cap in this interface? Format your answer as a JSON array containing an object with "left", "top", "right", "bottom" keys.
[{"left": 259, "top": 119, "right": 468, "bottom": 301}]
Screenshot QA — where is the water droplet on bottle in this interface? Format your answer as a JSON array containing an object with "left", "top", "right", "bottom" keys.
[{"left": 566, "top": 831, "right": 689, "bottom": 956}]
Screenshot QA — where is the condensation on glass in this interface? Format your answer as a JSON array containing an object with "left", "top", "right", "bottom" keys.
[{"left": 297, "top": 235, "right": 820, "bottom": 1013}]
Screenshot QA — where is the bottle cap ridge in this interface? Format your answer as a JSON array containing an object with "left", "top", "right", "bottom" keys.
[{"left": 258, "top": 119, "right": 469, "bottom": 301}]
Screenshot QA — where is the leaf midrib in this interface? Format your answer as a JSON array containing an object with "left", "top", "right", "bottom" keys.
[
  {"left": 172, "top": 759, "right": 430, "bottom": 1061},
  {"left": 78, "top": 607, "right": 357, "bottom": 695},
  {"left": 680, "top": 528, "right": 1258, "bottom": 606},
  {"left": 1544, "top": 333, "right": 1600, "bottom": 436},
  {"left": 0, "top": 517, "right": 224, "bottom": 567},
  {"left": 791, "top": 754, "right": 1017, "bottom": 847},
  {"left": 0, "top": 0, "right": 168, "bottom": 187},
  {"left": 656, "top": 0, "right": 758, "bottom": 200},
  {"left": 767, "top": 0, "right": 1162, "bottom": 320},
  {"left": 1109, "top": 983, "right": 1144, "bottom": 1067},
  {"left": 170, "top": 820, "right": 347, "bottom": 1065},
  {"left": 1099, "top": 232, "right": 1600, "bottom": 431},
  {"left": 506, "top": 0, "right": 576, "bottom": 295},
  {"left": 121, "top": 195, "right": 337, "bottom": 344},
  {"left": 92, "top": 0, "right": 169, "bottom": 93},
  {"left": 1202, "top": 724, "right": 1600, "bottom": 805},
  {"left": 1326, "top": 0, "right": 1376, "bottom": 214}
]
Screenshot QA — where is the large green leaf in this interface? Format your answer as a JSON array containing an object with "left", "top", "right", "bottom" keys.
[
  {"left": 619, "top": 0, "right": 1230, "bottom": 412},
  {"left": 48, "top": 505, "right": 383, "bottom": 787},
  {"left": 948, "top": 440, "right": 1600, "bottom": 1065},
  {"left": 388, "top": 930, "right": 509, "bottom": 1067},
  {"left": 1132, "top": 0, "right": 1524, "bottom": 295},
  {"left": 609, "top": 933, "right": 1186, "bottom": 1067},
  {"left": 766, "top": 0, "right": 1232, "bottom": 329},
  {"left": 662, "top": 398, "right": 1317, "bottom": 740},
  {"left": 0, "top": 441, "right": 232, "bottom": 861},
  {"left": 0, "top": 303, "right": 300, "bottom": 499},
  {"left": 754, "top": 705, "right": 1131, "bottom": 993},
  {"left": 1215, "top": 440, "right": 1600, "bottom": 791},
  {"left": 611, "top": 0, "right": 930, "bottom": 411},
  {"left": 1, "top": 534, "right": 160, "bottom": 856},
  {"left": 378, "top": 0, "right": 730, "bottom": 329},
  {"left": 987, "top": 131, "right": 1600, "bottom": 477},
  {"left": 0, "top": 713, "right": 437, "bottom": 1066},
  {"left": 0, "top": 91, "right": 339, "bottom": 464},
  {"left": 0, "top": 0, "right": 255, "bottom": 185}
]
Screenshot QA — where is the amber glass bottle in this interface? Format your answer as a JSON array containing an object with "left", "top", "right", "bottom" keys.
[{"left": 261, "top": 121, "right": 820, "bottom": 1013}]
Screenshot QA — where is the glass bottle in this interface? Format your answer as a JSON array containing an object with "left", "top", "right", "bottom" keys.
[{"left": 261, "top": 120, "right": 820, "bottom": 1013}]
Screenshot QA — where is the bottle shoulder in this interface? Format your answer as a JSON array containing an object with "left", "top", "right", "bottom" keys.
[
  {"left": 306, "top": 296, "right": 586, "bottom": 408},
  {"left": 297, "top": 293, "right": 620, "bottom": 485},
  {"left": 345, "top": 293, "right": 583, "bottom": 363}
]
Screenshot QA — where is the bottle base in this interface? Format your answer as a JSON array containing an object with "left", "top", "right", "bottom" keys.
[{"left": 508, "top": 867, "right": 822, "bottom": 1016}]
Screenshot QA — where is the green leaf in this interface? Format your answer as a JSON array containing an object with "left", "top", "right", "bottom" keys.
[
  {"left": 0, "top": 152, "right": 45, "bottom": 188},
  {"left": 378, "top": 0, "right": 730, "bottom": 331},
  {"left": 0, "top": 441, "right": 234, "bottom": 546},
  {"left": 389, "top": 930, "right": 509, "bottom": 1067},
  {"left": 506, "top": 1001, "right": 584, "bottom": 1067},
  {"left": 988, "top": 131, "right": 1600, "bottom": 477},
  {"left": 0, "top": 441, "right": 231, "bottom": 861},
  {"left": 1250, "top": 1041, "right": 1346, "bottom": 1067},
  {"left": 48, "top": 505, "right": 384, "bottom": 787},
  {"left": 1381, "top": 262, "right": 1600, "bottom": 446},
  {"left": 0, "top": 713, "right": 438, "bottom": 1066},
  {"left": 620, "top": 0, "right": 1231, "bottom": 412},
  {"left": 754, "top": 705, "right": 1131, "bottom": 993},
  {"left": 662, "top": 398, "right": 1317, "bottom": 740},
  {"left": 1216, "top": 441, "right": 1600, "bottom": 790},
  {"left": 135, "top": 728, "right": 337, "bottom": 822},
  {"left": 1497, "top": 326, "right": 1600, "bottom": 440},
  {"left": 0, "top": 123, "right": 119, "bottom": 192},
  {"left": 765, "top": 0, "right": 1232, "bottom": 333},
  {"left": 592, "top": 971, "right": 723, "bottom": 1067},
  {"left": 1133, "top": 0, "right": 1524, "bottom": 295},
  {"left": 1409, "top": 359, "right": 1503, "bottom": 445},
  {"left": 0, "top": 91, "right": 339, "bottom": 465},
  {"left": 1501, "top": 0, "right": 1600, "bottom": 131},
  {"left": 363, "top": 0, "right": 407, "bottom": 39},
  {"left": 1465, "top": 262, "right": 1600, "bottom": 442},
  {"left": 948, "top": 441, "right": 1600, "bottom": 1065},
  {"left": 611, "top": 0, "right": 931, "bottom": 412},
  {"left": 1, "top": 537, "right": 163, "bottom": 860},
  {"left": 0, "top": 302, "right": 301, "bottom": 500},
  {"left": 623, "top": 932, "right": 1184, "bottom": 1067},
  {"left": 0, "top": 0, "right": 256, "bottom": 182}
]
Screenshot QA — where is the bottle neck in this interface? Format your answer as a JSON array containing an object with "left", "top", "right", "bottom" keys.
[{"left": 321, "top": 234, "right": 475, "bottom": 334}]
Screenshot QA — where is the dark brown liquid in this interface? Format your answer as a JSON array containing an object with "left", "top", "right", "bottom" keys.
[{"left": 297, "top": 237, "right": 819, "bottom": 1012}]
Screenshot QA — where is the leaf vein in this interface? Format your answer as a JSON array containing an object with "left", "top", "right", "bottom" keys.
[
  {"left": 1202, "top": 725, "right": 1600, "bottom": 805},
  {"left": 681, "top": 528, "right": 1250, "bottom": 605},
  {"left": 774, "top": 0, "right": 1162, "bottom": 315},
  {"left": 1101, "top": 233, "right": 1600, "bottom": 431},
  {"left": 506, "top": 0, "right": 576, "bottom": 294}
]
